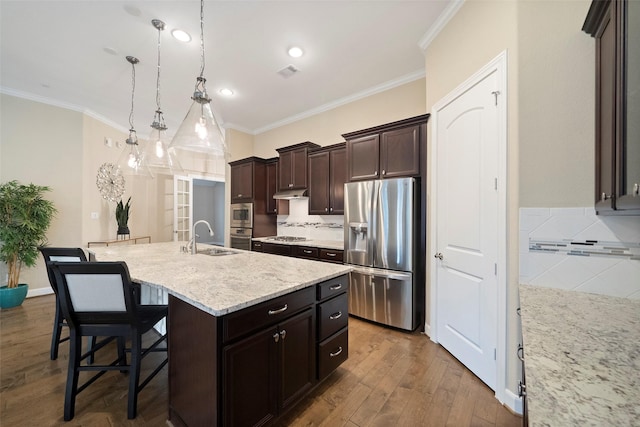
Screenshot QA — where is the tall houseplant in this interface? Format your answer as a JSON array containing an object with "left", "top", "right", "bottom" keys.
[
  {"left": 0, "top": 181, "right": 56, "bottom": 308},
  {"left": 116, "top": 197, "right": 131, "bottom": 235}
]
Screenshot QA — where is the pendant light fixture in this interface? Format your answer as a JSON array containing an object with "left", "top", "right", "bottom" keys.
[
  {"left": 169, "top": 0, "right": 228, "bottom": 159},
  {"left": 117, "top": 56, "right": 154, "bottom": 178},
  {"left": 144, "top": 19, "right": 183, "bottom": 174}
]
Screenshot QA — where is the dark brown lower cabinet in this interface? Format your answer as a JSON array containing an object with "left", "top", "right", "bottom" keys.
[
  {"left": 223, "top": 308, "right": 316, "bottom": 427},
  {"left": 168, "top": 274, "right": 348, "bottom": 427}
]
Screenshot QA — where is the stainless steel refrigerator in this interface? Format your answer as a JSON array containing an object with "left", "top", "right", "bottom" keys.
[{"left": 344, "top": 177, "right": 417, "bottom": 330}]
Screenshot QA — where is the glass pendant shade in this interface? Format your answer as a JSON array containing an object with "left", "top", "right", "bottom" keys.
[
  {"left": 144, "top": 113, "right": 184, "bottom": 174},
  {"left": 169, "top": 89, "right": 227, "bottom": 157},
  {"left": 117, "top": 130, "right": 154, "bottom": 178}
]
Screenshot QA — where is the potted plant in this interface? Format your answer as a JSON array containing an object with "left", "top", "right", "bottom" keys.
[
  {"left": 116, "top": 197, "right": 131, "bottom": 236},
  {"left": 0, "top": 180, "right": 57, "bottom": 309}
]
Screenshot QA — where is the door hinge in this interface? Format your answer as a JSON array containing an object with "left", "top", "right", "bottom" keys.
[
  {"left": 495, "top": 263, "right": 497, "bottom": 275},
  {"left": 494, "top": 177, "right": 498, "bottom": 190},
  {"left": 494, "top": 348, "right": 497, "bottom": 360},
  {"left": 491, "top": 91, "right": 500, "bottom": 106}
]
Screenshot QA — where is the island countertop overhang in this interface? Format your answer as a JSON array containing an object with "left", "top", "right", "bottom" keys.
[{"left": 88, "top": 241, "right": 351, "bottom": 317}]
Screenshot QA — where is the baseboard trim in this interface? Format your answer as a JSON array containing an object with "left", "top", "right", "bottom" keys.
[
  {"left": 503, "top": 388, "right": 523, "bottom": 415},
  {"left": 27, "top": 287, "right": 54, "bottom": 298}
]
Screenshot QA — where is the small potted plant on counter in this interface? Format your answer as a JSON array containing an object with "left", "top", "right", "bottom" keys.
[
  {"left": 0, "top": 180, "right": 57, "bottom": 309},
  {"left": 116, "top": 197, "right": 131, "bottom": 237}
]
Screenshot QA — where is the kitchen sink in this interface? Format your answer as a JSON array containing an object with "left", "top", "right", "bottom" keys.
[{"left": 198, "top": 248, "right": 239, "bottom": 256}]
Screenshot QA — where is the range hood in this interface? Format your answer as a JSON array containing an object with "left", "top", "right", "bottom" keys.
[{"left": 273, "top": 189, "right": 308, "bottom": 200}]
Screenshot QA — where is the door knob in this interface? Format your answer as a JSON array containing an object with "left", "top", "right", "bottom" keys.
[{"left": 434, "top": 252, "right": 443, "bottom": 260}]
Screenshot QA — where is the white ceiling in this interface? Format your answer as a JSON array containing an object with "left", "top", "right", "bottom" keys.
[{"left": 0, "top": 1, "right": 451, "bottom": 136}]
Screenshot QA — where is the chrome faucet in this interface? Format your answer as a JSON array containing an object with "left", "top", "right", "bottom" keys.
[{"left": 189, "top": 220, "right": 214, "bottom": 254}]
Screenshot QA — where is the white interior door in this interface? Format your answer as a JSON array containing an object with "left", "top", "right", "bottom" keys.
[
  {"left": 431, "top": 54, "right": 506, "bottom": 391},
  {"left": 173, "top": 175, "right": 192, "bottom": 242}
]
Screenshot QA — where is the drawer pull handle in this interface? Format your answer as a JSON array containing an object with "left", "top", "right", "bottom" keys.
[
  {"left": 330, "top": 346, "right": 343, "bottom": 357},
  {"left": 329, "top": 284, "right": 342, "bottom": 290},
  {"left": 303, "top": 250, "right": 313, "bottom": 254},
  {"left": 326, "top": 253, "right": 336, "bottom": 257},
  {"left": 268, "top": 304, "right": 288, "bottom": 315},
  {"left": 329, "top": 311, "right": 342, "bottom": 320}
]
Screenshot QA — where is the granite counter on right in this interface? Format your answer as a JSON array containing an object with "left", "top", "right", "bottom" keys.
[{"left": 518, "top": 284, "right": 640, "bottom": 426}]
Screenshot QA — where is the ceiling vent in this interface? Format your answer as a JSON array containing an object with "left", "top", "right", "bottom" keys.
[{"left": 277, "top": 64, "right": 300, "bottom": 79}]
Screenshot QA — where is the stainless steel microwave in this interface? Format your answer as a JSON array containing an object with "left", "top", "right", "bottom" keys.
[{"left": 230, "top": 203, "right": 253, "bottom": 229}]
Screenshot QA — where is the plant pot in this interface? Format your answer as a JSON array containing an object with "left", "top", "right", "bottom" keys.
[
  {"left": 117, "top": 226, "right": 130, "bottom": 235},
  {"left": 0, "top": 283, "right": 29, "bottom": 309}
]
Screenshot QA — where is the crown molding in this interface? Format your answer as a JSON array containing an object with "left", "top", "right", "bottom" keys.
[
  {"left": 253, "top": 69, "right": 426, "bottom": 135},
  {"left": 418, "top": 0, "right": 465, "bottom": 51},
  {"left": 0, "top": 86, "right": 129, "bottom": 134}
]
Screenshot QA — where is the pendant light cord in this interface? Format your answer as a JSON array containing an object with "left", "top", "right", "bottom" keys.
[
  {"left": 199, "top": 0, "right": 205, "bottom": 78},
  {"left": 156, "top": 25, "right": 162, "bottom": 111},
  {"left": 129, "top": 60, "right": 136, "bottom": 131}
]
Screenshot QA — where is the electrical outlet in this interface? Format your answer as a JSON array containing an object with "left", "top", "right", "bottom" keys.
[
  {"left": 90, "top": 212, "right": 99, "bottom": 220},
  {"left": 115, "top": 140, "right": 122, "bottom": 148},
  {"left": 104, "top": 137, "right": 113, "bottom": 147}
]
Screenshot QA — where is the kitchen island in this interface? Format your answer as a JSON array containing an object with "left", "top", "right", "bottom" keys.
[
  {"left": 89, "top": 242, "right": 351, "bottom": 426},
  {"left": 519, "top": 284, "right": 640, "bottom": 426}
]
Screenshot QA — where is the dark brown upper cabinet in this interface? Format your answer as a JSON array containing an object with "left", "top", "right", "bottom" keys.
[
  {"left": 342, "top": 114, "right": 429, "bottom": 182},
  {"left": 308, "top": 143, "right": 346, "bottom": 215},
  {"left": 584, "top": 0, "right": 640, "bottom": 215},
  {"left": 276, "top": 142, "right": 320, "bottom": 191},
  {"left": 229, "top": 159, "right": 258, "bottom": 203},
  {"left": 265, "top": 158, "right": 289, "bottom": 215}
]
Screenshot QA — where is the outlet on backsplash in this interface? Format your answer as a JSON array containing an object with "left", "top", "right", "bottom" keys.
[{"left": 276, "top": 198, "right": 343, "bottom": 241}]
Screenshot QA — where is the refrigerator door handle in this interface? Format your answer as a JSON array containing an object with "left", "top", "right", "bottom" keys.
[{"left": 349, "top": 266, "right": 412, "bottom": 281}]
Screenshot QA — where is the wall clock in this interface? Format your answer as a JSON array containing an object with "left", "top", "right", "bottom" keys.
[{"left": 96, "top": 162, "right": 125, "bottom": 202}]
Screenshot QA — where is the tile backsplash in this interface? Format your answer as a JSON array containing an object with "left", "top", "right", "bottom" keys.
[
  {"left": 520, "top": 207, "right": 640, "bottom": 299},
  {"left": 276, "top": 198, "right": 344, "bottom": 242}
]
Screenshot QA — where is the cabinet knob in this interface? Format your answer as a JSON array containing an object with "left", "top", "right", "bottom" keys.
[
  {"left": 330, "top": 207, "right": 333, "bottom": 212},
  {"left": 601, "top": 192, "right": 612, "bottom": 202},
  {"left": 382, "top": 169, "right": 386, "bottom": 175},
  {"left": 374, "top": 170, "right": 378, "bottom": 176},
  {"left": 634, "top": 183, "right": 639, "bottom": 196},
  {"left": 237, "top": 194, "right": 242, "bottom": 197},
  {"left": 273, "top": 332, "right": 279, "bottom": 343},
  {"left": 280, "top": 329, "right": 287, "bottom": 340},
  {"left": 288, "top": 183, "right": 293, "bottom": 188},
  {"left": 325, "top": 207, "right": 328, "bottom": 212}
]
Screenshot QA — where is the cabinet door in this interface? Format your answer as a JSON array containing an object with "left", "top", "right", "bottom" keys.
[
  {"left": 223, "top": 325, "right": 279, "bottom": 427},
  {"left": 329, "top": 147, "right": 346, "bottom": 214},
  {"left": 279, "top": 308, "right": 316, "bottom": 411},
  {"left": 266, "top": 161, "right": 278, "bottom": 214},
  {"left": 618, "top": 0, "right": 640, "bottom": 212},
  {"left": 595, "top": 1, "right": 617, "bottom": 212},
  {"left": 278, "top": 151, "right": 293, "bottom": 191},
  {"left": 380, "top": 125, "right": 420, "bottom": 178},
  {"left": 308, "top": 151, "right": 330, "bottom": 214},
  {"left": 347, "top": 134, "right": 380, "bottom": 181},
  {"left": 291, "top": 148, "right": 308, "bottom": 189},
  {"left": 230, "top": 162, "right": 254, "bottom": 203}
]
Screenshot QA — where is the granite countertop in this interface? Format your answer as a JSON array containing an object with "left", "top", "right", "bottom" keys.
[
  {"left": 252, "top": 237, "right": 344, "bottom": 251},
  {"left": 519, "top": 284, "right": 640, "bottom": 426},
  {"left": 88, "top": 242, "right": 351, "bottom": 317}
]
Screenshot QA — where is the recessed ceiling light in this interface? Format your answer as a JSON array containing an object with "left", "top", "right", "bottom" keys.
[
  {"left": 288, "top": 46, "right": 304, "bottom": 58},
  {"left": 171, "top": 29, "right": 191, "bottom": 43},
  {"left": 219, "top": 88, "right": 234, "bottom": 97},
  {"left": 103, "top": 47, "right": 119, "bottom": 56}
]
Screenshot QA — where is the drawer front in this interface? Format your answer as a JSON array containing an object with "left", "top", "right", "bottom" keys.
[
  {"left": 318, "top": 293, "right": 348, "bottom": 341},
  {"left": 262, "top": 242, "right": 292, "bottom": 256},
  {"left": 251, "top": 240, "right": 264, "bottom": 252},
  {"left": 319, "top": 249, "right": 344, "bottom": 264},
  {"left": 318, "top": 327, "right": 348, "bottom": 380},
  {"left": 294, "top": 246, "right": 319, "bottom": 260},
  {"left": 317, "top": 274, "right": 348, "bottom": 301},
  {"left": 223, "top": 286, "right": 315, "bottom": 342}
]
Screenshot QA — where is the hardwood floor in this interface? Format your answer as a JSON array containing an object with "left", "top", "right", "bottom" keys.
[{"left": 0, "top": 295, "right": 521, "bottom": 426}]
